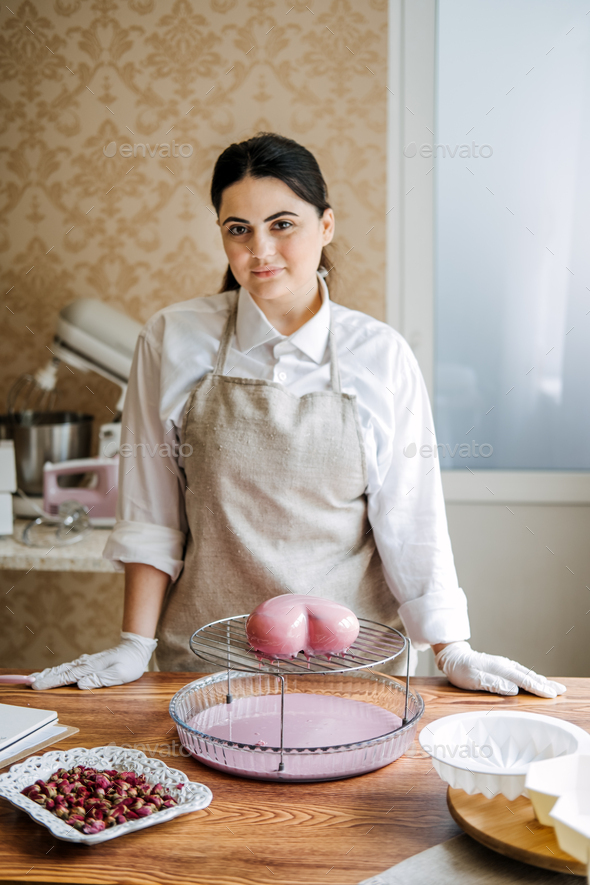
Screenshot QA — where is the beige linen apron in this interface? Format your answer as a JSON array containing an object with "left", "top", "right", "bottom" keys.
[{"left": 156, "top": 293, "right": 411, "bottom": 674}]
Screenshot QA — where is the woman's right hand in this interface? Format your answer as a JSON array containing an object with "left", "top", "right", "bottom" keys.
[{"left": 30, "top": 632, "right": 158, "bottom": 690}]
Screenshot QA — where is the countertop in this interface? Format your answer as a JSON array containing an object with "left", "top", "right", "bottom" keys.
[
  {"left": 0, "top": 673, "right": 588, "bottom": 885},
  {"left": 0, "top": 520, "right": 115, "bottom": 572}
]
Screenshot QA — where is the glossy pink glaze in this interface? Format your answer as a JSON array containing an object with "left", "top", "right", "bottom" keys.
[
  {"left": 245, "top": 594, "right": 360, "bottom": 658},
  {"left": 189, "top": 694, "right": 403, "bottom": 749}
]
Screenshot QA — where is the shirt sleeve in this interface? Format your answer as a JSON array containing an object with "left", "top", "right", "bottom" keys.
[
  {"left": 367, "top": 334, "right": 471, "bottom": 650},
  {"left": 102, "top": 325, "right": 187, "bottom": 581}
]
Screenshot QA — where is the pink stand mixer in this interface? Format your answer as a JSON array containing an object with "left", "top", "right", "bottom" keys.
[{"left": 7, "top": 299, "right": 141, "bottom": 527}]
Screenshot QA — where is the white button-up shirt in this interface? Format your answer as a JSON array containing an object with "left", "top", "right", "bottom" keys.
[{"left": 103, "top": 272, "right": 470, "bottom": 649}]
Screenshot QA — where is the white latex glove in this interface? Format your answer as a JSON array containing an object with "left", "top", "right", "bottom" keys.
[
  {"left": 30, "top": 632, "right": 158, "bottom": 691},
  {"left": 434, "top": 641, "right": 567, "bottom": 698}
]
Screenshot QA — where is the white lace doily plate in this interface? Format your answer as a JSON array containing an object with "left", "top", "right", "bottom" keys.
[{"left": 0, "top": 745, "right": 213, "bottom": 845}]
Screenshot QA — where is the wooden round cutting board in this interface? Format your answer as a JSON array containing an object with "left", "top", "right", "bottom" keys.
[{"left": 447, "top": 786, "right": 586, "bottom": 877}]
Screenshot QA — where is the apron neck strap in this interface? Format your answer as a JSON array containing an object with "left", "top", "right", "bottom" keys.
[
  {"left": 213, "top": 293, "right": 238, "bottom": 376},
  {"left": 328, "top": 322, "right": 341, "bottom": 394},
  {"left": 214, "top": 290, "right": 342, "bottom": 393}
]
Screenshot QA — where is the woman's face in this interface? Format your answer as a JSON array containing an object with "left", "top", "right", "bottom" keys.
[{"left": 217, "top": 175, "right": 334, "bottom": 304}]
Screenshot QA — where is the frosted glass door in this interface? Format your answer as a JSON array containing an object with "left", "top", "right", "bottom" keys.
[{"left": 434, "top": 0, "right": 590, "bottom": 469}]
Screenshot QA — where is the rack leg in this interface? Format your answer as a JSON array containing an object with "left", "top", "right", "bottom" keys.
[
  {"left": 402, "top": 638, "right": 411, "bottom": 726},
  {"left": 226, "top": 623, "right": 232, "bottom": 704},
  {"left": 278, "top": 674, "right": 285, "bottom": 772}
]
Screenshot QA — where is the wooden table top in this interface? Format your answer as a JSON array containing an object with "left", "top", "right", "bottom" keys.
[{"left": 0, "top": 672, "right": 588, "bottom": 885}]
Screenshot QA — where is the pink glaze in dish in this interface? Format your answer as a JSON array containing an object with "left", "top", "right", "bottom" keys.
[
  {"left": 189, "top": 693, "right": 403, "bottom": 749},
  {"left": 245, "top": 594, "right": 360, "bottom": 658}
]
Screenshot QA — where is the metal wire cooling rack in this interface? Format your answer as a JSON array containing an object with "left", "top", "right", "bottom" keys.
[{"left": 189, "top": 615, "right": 407, "bottom": 676}]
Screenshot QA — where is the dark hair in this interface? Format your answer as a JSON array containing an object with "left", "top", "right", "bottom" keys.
[{"left": 210, "top": 132, "right": 335, "bottom": 293}]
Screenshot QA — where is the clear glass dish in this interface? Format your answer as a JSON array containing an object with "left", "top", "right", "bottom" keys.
[{"left": 170, "top": 670, "right": 424, "bottom": 782}]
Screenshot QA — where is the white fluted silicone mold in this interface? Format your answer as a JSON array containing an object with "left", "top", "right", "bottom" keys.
[
  {"left": 550, "top": 788, "right": 590, "bottom": 865},
  {"left": 526, "top": 754, "right": 590, "bottom": 825},
  {"left": 419, "top": 711, "right": 590, "bottom": 801}
]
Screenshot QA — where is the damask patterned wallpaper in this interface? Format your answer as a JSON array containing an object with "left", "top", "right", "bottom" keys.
[
  {"left": 0, "top": 0, "right": 388, "bottom": 668},
  {"left": 1, "top": 0, "right": 388, "bottom": 425}
]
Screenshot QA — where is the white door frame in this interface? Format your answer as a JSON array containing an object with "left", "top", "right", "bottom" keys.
[{"left": 386, "top": 0, "right": 590, "bottom": 504}]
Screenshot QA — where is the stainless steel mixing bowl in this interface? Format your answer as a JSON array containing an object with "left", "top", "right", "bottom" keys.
[{"left": 6, "top": 411, "right": 93, "bottom": 495}]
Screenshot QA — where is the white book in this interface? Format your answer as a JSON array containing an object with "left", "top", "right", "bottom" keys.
[
  {"left": 0, "top": 703, "right": 58, "bottom": 752},
  {"left": 0, "top": 724, "right": 70, "bottom": 765}
]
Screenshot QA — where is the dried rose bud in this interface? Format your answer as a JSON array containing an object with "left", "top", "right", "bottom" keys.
[
  {"left": 111, "top": 804, "right": 126, "bottom": 817},
  {"left": 53, "top": 806, "right": 69, "bottom": 819},
  {"left": 23, "top": 765, "right": 172, "bottom": 834},
  {"left": 83, "top": 820, "right": 106, "bottom": 835},
  {"left": 136, "top": 805, "right": 153, "bottom": 817}
]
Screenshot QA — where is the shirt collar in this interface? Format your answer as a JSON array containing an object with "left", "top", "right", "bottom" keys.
[{"left": 235, "top": 270, "right": 331, "bottom": 364}]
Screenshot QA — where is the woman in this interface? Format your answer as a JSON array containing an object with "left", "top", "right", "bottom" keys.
[{"left": 32, "top": 133, "right": 564, "bottom": 699}]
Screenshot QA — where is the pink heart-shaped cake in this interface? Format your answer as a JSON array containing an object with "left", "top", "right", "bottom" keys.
[{"left": 245, "top": 594, "right": 360, "bottom": 658}]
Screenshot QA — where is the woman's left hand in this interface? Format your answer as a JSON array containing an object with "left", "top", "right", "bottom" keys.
[{"left": 434, "top": 640, "right": 567, "bottom": 698}]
